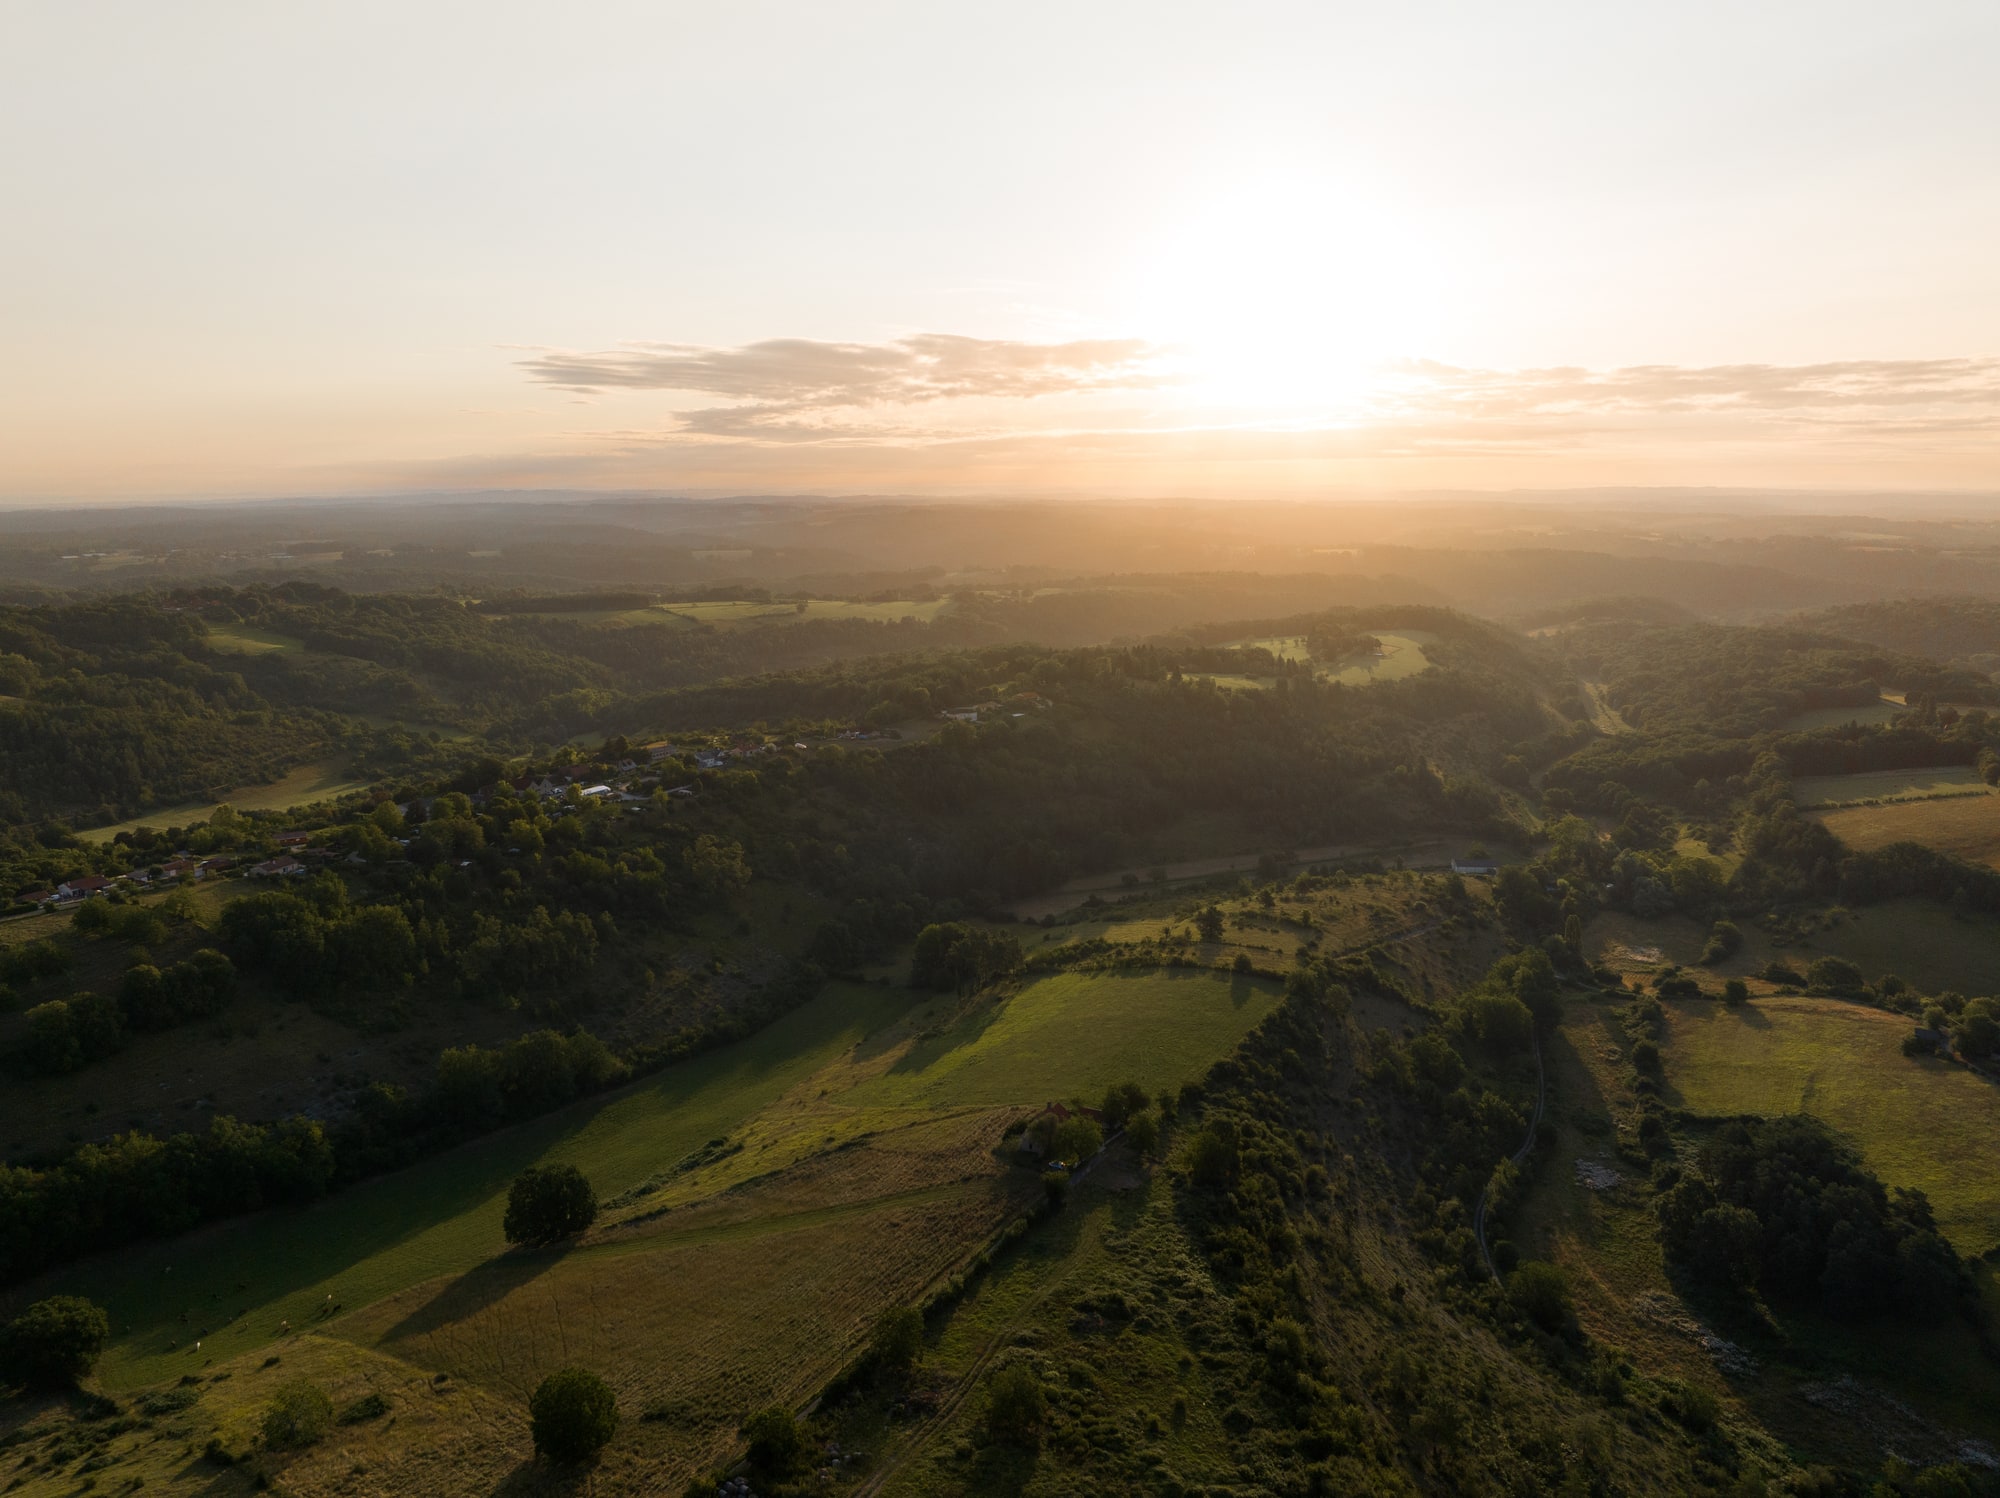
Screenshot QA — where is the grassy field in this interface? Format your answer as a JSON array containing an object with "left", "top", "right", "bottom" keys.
[
  {"left": 10, "top": 959, "right": 1285, "bottom": 1493},
  {"left": 1816, "top": 792, "right": 2000, "bottom": 867},
  {"left": 659, "top": 598, "right": 949, "bottom": 627},
  {"left": 1515, "top": 992, "right": 2000, "bottom": 1466},
  {"left": 203, "top": 624, "right": 306, "bottom": 655},
  {"left": 1327, "top": 630, "right": 1433, "bottom": 685},
  {"left": 1777, "top": 696, "right": 1906, "bottom": 732},
  {"left": 1661, "top": 995, "right": 2000, "bottom": 1253},
  {"left": 1224, "top": 633, "right": 1314, "bottom": 662},
  {"left": 79, "top": 756, "right": 373, "bottom": 842},
  {"left": 842, "top": 968, "right": 1281, "bottom": 1112},
  {"left": 1590, "top": 899, "right": 2000, "bottom": 1000},
  {"left": 1791, "top": 764, "right": 1989, "bottom": 809}
]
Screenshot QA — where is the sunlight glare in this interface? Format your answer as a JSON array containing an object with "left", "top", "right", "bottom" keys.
[{"left": 1131, "top": 175, "right": 1446, "bottom": 419}]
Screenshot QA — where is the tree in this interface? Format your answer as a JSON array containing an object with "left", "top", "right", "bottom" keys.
[
  {"left": 504, "top": 1164, "right": 598, "bottom": 1246},
  {"left": 1098, "top": 1079, "right": 1149, "bottom": 1131},
  {"left": 1125, "top": 1109, "right": 1159, "bottom": 1157},
  {"left": 984, "top": 1362, "right": 1046, "bottom": 1446},
  {"left": 1195, "top": 905, "right": 1225, "bottom": 943},
  {"left": 3, "top": 1296, "right": 109, "bottom": 1390},
  {"left": 262, "top": 1379, "right": 334, "bottom": 1449},
  {"left": 868, "top": 1306, "right": 924, "bottom": 1378},
  {"left": 1048, "top": 1115, "right": 1101, "bottom": 1165},
  {"left": 744, "top": 1405, "right": 806, "bottom": 1481},
  {"left": 1722, "top": 978, "right": 1749, "bottom": 1007},
  {"left": 530, "top": 1367, "right": 619, "bottom": 1465}
]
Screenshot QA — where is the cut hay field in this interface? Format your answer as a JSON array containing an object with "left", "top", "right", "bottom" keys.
[
  {"left": 1791, "top": 763, "right": 1989, "bottom": 809},
  {"left": 16, "top": 963, "right": 1280, "bottom": 1494},
  {"left": 79, "top": 756, "right": 372, "bottom": 842},
  {"left": 1815, "top": 792, "right": 2000, "bottom": 868},
  {"left": 1660, "top": 995, "right": 2000, "bottom": 1254}
]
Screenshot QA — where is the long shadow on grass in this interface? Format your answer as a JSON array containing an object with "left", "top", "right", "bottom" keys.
[{"left": 378, "top": 1246, "right": 572, "bottom": 1344}]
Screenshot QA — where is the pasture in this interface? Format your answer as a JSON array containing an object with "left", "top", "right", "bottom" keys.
[
  {"left": 1815, "top": 792, "right": 2000, "bottom": 868},
  {"left": 1660, "top": 995, "right": 2000, "bottom": 1253},
  {"left": 79, "top": 756, "right": 373, "bottom": 843},
  {"left": 1790, "top": 763, "right": 1989, "bottom": 809}
]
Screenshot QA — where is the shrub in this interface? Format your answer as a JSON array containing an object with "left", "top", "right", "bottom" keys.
[
  {"left": 1699, "top": 920, "right": 1743, "bottom": 966},
  {"left": 1805, "top": 955, "right": 1865, "bottom": 997},
  {"left": 503, "top": 1164, "right": 598, "bottom": 1246},
  {"left": 1721, "top": 978, "right": 1749, "bottom": 1006},
  {"left": 1630, "top": 1039, "right": 1661, "bottom": 1075},
  {"left": 262, "top": 1379, "right": 334, "bottom": 1449},
  {"left": 530, "top": 1367, "right": 619, "bottom": 1465},
  {"left": 2, "top": 1296, "right": 110, "bottom": 1389},
  {"left": 984, "top": 1362, "right": 1046, "bottom": 1446},
  {"left": 743, "top": 1406, "right": 805, "bottom": 1482},
  {"left": 1508, "top": 1261, "right": 1574, "bottom": 1335}
]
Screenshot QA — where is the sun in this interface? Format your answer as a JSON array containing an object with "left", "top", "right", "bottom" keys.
[{"left": 1128, "top": 174, "right": 1447, "bottom": 417}]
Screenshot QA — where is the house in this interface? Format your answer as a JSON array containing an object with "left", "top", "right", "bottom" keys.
[
  {"left": 124, "top": 869, "right": 153, "bottom": 887},
  {"left": 248, "top": 856, "right": 306, "bottom": 878},
  {"left": 55, "top": 875, "right": 113, "bottom": 902},
  {"left": 160, "top": 858, "right": 202, "bottom": 880},
  {"left": 1451, "top": 859, "right": 1500, "bottom": 877},
  {"left": 644, "top": 742, "right": 678, "bottom": 762},
  {"left": 276, "top": 831, "right": 312, "bottom": 849},
  {"left": 579, "top": 784, "right": 613, "bottom": 799},
  {"left": 19, "top": 889, "right": 53, "bottom": 906},
  {"left": 199, "top": 856, "right": 234, "bottom": 874}
]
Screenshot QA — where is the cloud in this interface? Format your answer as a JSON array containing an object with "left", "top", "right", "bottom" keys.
[
  {"left": 519, "top": 333, "right": 1168, "bottom": 439},
  {"left": 1374, "top": 357, "right": 2000, "bottom": 427}
]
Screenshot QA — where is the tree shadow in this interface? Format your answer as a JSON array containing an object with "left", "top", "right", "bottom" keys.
[
  {"left": 379, "top": 1247, "right": 569, "bottom": 1343},
  {"left": 490, "top": 1458, "right": 591, "bottom": 1496}
]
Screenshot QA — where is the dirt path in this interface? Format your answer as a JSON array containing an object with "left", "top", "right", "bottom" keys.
[{"left": 1474, "top": 1029, "right": 1546, "bottom": 1281}]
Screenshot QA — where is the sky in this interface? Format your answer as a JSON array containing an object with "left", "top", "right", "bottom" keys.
[{"left": 3, "top": 1, "right": 1998, "bottom": 501}]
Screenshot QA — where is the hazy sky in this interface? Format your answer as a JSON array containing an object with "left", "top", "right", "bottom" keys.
[{"left": 4, "top": 1, "right": 1998, "bottom": 500}]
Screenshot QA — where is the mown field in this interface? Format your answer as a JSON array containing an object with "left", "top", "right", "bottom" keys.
[
  {"left": 1790, "top": 764, "right": 1989, "bottom": 809},
  {"left": 1815, "top": 792, "right": 2000, "bottom": 868},
  {"left": 79, "top": 756, "right": 372, "bottom": 843},
  {"left": 7, "top": 961, "right": 1283, "bottom": 1494},
  {"left": 1660, "top": 995, "right": 2000, "bottom": 1254}
]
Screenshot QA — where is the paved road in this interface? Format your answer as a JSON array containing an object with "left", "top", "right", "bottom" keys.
[{"left": 1473, "top": 1028, "right": 1547, "bottom": 1281}]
